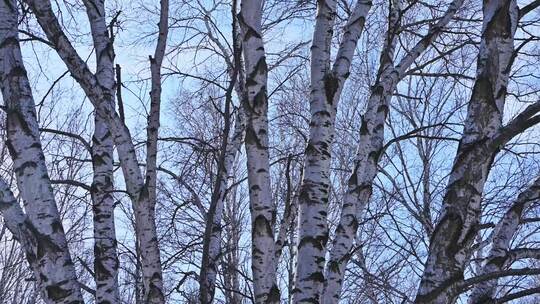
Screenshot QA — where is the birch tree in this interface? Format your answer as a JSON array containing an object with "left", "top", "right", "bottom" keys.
[
  {"left": 294, "top": 1, "right": 371, "bottom": 301},
  {"left": 2, "top": 0, "right": 540, "bottom": 303},
  {"left": 20, "top": 0, "right": 170, "bottom": 302},
  {"left": 290, "top": 0, "right": 465, "bottom": 302},
  {"left": 414, "top": 1, "right": 522, "bottom": 302},
  {"left": 238, "top": 0, "right": 281, "bottom": 302},
  {"left": 468, "top": 175, "right": 540, "bottom": 303},
  {"left": 323, "top": 0, "right": 467, "bottom": 301},
  {"left": 198, "top": 4, "right": 247, "bottom": 300},
  {"left": 0, "top": 0, "right": 83, "bottom": 302},
  {"left": 84, "top": 0, "right": 120, "bottom": 301}
]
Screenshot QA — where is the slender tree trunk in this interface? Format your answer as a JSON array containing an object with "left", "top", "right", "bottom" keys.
[
  {"left": 199, "top": 107, "right": 245, "bottom": 303},
  {"left": 468, "top": 176, "right": 540, "bottom": 304},
  {"left": 199, "top": 3, "right": 245, "bottom": 300},
  {"left": 222, "top": 177, "right": 243, "bottom": 304},
  {"left": 322, "top": 3, "right": 400, "bottom": 301},
  {"left": 275, "top": 158, "right": 302, "bottom": 264},
  {"left": 238, "top": 0, "right": 281, "bottom": 302},
  {"left": 0, "top": 180, "right": 40, "bottom": 289},
  {"left": 313, "top": 2, "right": 374, "bottom": 302},
  {"left": 83, "top": 1, "right": 120, "bottom": 302},
  {"left": 0, "top": 1, "right": 83, "bottom": 303},
  {"left": 415, "top": 1, "right": 518, "bottom": 303},
  {"left": 91, "top": 115, "right": 119, "bottom": 304},
  {"left": 321, "top": 0, "right": 464, "bottom": 301},
  {"left": 139, "top": 0, "right": 169, "bottom": 302}
]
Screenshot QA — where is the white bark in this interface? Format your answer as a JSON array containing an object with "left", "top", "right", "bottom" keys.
[
  {"left": 321, "top": 0, "right": 464, "bottom": 302},
  {"left": 275, "top": 160, "right": 302, "bottom": 263},
  {"left": 293, "top": 1, "right": 339, "bottom": 302},
  {"left": 321, "top": 2, "right": 389, "bottom": 302},
  {"left": 0, "top": 180, "right": 29, "bottom": 245},
  {"left": 199, "top": 6, "right": 246, "bottom": 300},
  {"left": 22, "top": 0, "right": 167, "bottom": 302},
  {"left": 301, "top": 0, "right": 370, "bottom": 300},
  {"left": 415, "top": 1, "right": 518, "bottom": 303},
  {"left": 0, "top": 179, "right": 46, "bottom": 294},
  {"left": 141, "top": 0, "right": 168, "bottom": 300},
  {"left": 90, "top": 90, "right": 119, "bottom": 304},
  {"left": 0, "top": 1, "right": 83, "bottom": 302},
  {"left": 239, "top": 0, "right": 280, "bottom": 302},
  {"left": 83, "top": 1, "right": 120, "bottom": 302},
  {"left": 199, "top": 107, "right": 246, "bottom": 303},
  {"left": 468, "top": 176, "right": 540, "bottom": 304}
]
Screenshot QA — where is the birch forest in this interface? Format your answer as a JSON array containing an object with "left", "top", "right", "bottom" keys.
[{"left": 2, "top": 0, "right": 540, "bottom": 303}]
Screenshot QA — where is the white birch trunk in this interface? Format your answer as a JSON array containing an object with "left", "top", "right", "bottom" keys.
[
  {"left": 0, "top": 1, "right": 83, "bottom": 302},
  {"left": 468, "top": 176, "right": 540, "bottom": 304},
  {"left": 0, "top": 179, "right": 29, "bottom": 246},
  {"left": 275, "top": 161, "right": 302, "bottom": 264},
  {"left": 415, "top": 1, "right": 518, "bottom": 303},
  {"left": 323, "top": 0, "right": 464, "bottom": 301},
  {"left": 83, "top": 1, "right": 120, "bottom": 302},
  {"left": 140, "top": 0, "right": 168, "bottom": 301},
  {"left": 22, "top": 0, "right": 167, "bottom": 302},
  {"left": 91, "top": 114, "right": 119, "bottom": 304},
  {"left": 200, "top": 107, "right": 246, "bottom": 303},
  {"left": 199, "top": 6, "right": 246, "bottom": 299},
  {"left": 239, "top": 0, "right": 280, "bottom": 302},
  {"left": 316, "top": 2, "right": 383, "bottom": 302},
  {"left": 293, "top": 1, "right": 339, "bottom": 301}
]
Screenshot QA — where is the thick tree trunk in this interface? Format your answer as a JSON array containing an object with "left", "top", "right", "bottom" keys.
[
  {"left": 293, "top": 1, "right": 339, "bottom": 302},
  {"left": 415, "top": 1, "right": 518, "bottom": 303},
  {"left": 239, "top": 0, "right": 280, "bottom": 302},
  {"left": 0, "top": 1, "right": 83, "bottom": 303},
  {"left": 468, "top": 176, "right": 540, "bottom": 304},
  {"left": 83, "top": 1, "right": 120, "bottom": 302}
]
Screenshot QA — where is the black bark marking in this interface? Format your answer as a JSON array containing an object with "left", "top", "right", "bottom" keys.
[
  {"left": 267, "top": 284, "right": 281, "bottom": 302},
  {"left": 324, "top": 73, "right": 339, "bottom": 104},
  {"left": 45, "top": 284, "right": 70, "bottom": 301},
  {"left": 307, "top": 271, "right": 324, "bottom": 283},
  {"left": 298, "top": 236, "right": 324, "bottom": 251},
  {"left": 252, "top": 215, "right": 273, "bottom": 238},
  {"left": 0, "top": 36, "right": 18, "bottom": 49}
]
